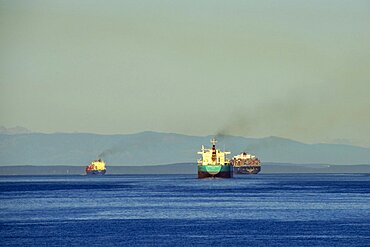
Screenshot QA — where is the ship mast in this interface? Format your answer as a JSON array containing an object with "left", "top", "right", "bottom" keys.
[{"left": 210, "top": 138, "right": 217, "bottom": 146}]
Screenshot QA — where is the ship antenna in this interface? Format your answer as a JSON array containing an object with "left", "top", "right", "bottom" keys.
[{"left": 210, "top": 138, "right": 217, "bottom": 146}]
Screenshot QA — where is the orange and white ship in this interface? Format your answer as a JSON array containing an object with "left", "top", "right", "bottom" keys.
[{"left": 85, "top": 159, "right": 106, "bottom": 175}]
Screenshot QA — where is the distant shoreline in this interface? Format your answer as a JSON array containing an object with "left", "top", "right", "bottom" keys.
[{"left": 0, "top": 163, "right": 369, "bottom": 175}]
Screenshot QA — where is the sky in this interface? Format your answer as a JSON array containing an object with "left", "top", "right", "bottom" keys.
[{"left": 1, "top": 0, "right": 370, "bottom": 146}]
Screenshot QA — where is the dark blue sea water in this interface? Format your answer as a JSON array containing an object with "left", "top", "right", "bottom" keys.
[{"left": 1, "top": 174, "right": 369, "bottom": 246}]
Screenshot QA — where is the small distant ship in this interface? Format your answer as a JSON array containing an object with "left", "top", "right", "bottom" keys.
[
  {"left": 85, "top": 159, "right": 106, "bottom": 175},
  {"left": 197, "top": 138, "right": 233, "bottom": 178},
  {"left": 231, "top": 152, "right": 261, "bottom": 174}
]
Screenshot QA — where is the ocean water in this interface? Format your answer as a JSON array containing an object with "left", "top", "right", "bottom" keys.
[{"left": 0, "top": 174, "right": 369, "bottom": 246}]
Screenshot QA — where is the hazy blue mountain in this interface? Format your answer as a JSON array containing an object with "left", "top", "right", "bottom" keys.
[
  {"left": 0, "top": 126, "right": 31, "bottom": 134},
  {"left": 1, "top": 163, "right": 369, "bottom": 175},
  {"left": 0, "top": 131, "right": 370, "bottom": 166}
]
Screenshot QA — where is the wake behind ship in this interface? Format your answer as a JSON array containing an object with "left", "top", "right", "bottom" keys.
[
  {"left": 197, "top": 138, "right": 233, "bottom": 179},
  {"left": 86, "top": 159, "right": 106, "bottom": 175}
]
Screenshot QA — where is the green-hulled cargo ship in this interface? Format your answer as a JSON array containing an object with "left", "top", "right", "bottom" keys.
[{"left": 197, "top": 138, "right": 233, "bottom": 178}]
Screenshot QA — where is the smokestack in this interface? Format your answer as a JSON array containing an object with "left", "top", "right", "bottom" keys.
[{"left": 211, "top": 138, "right": 217, "bottom": 162}]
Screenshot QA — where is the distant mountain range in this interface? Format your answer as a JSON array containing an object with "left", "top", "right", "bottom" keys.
[
  {"left": 0, "top": 126, "right": 31, "bottom": 135},
  {"left": 1, "top": 163, "right": 369, "bottom": 175},
  {"left": 0, "top": 131, "right": 370, "bottom": 166}
]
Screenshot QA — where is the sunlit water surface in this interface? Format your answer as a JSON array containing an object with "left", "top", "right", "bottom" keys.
[{"left": 1, "top": 174, "right": 369, "bottom": 246}]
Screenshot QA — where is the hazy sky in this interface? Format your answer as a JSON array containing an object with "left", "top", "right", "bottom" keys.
[{"left": 1, "top": 0, "right": 369, "bottom": 146}]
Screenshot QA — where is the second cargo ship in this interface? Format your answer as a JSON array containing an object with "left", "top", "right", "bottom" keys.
[
  {"left": 231, "top": 152, "right": 261, "bottom": 174},
  {"left": 197, "top": 138, "right": 233, "bottom": 178}
]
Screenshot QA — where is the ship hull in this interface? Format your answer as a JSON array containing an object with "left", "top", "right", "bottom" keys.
[
  {"left": 198, "top": 165, "right": 233, "bottom": 179},
  {"left": 86, "top": 170, "right": 106, "bottom": 175},
  {"left": 234, "top": 166, "right": 261, "bottom": 174}
]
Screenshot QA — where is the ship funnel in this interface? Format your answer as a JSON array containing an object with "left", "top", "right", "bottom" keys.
[{"left": 210, "top": 138, "right": 217, "bottom": 161}]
